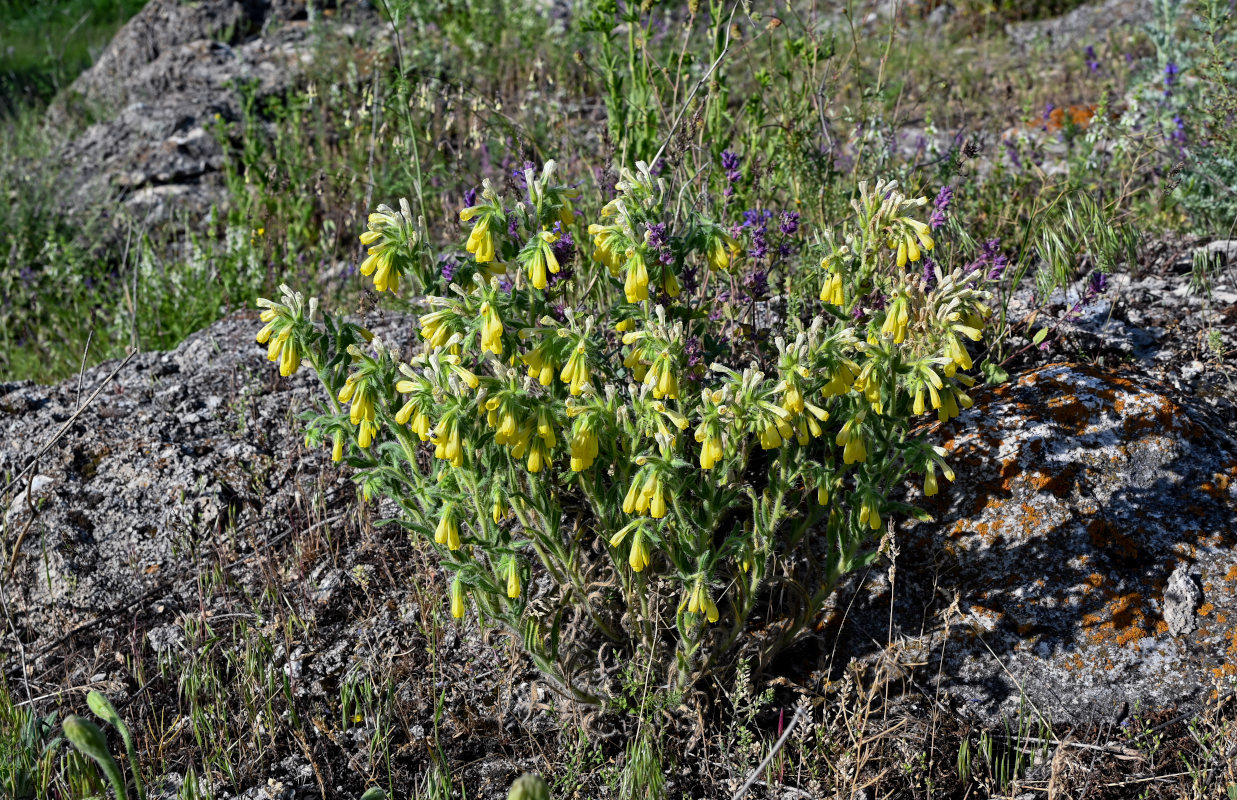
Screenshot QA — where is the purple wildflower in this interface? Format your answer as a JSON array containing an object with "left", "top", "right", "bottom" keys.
[
  {"left": 1042, "top": 102, "right": 1055, "bottom": 131},
  {"left": 1004, "top": 138, "right": 1023, "bottom": 169},
  {"left": 1170, "top": 115, "right": 1187, "bottom": 146},
  {"left": 507, "top": 211, "right": 521, "bottom": 240},
  {"left": 965, "top": 238, "right": 1009, "bottom": 280},
  {"left": 1164, "top": 62, "right": 1179, "bottom": 87},
  {"left": 743, "top": 269, "right": 769, "bottom": 301},
  {"left": 512, "top": 161, "right": 537, "bottom": 190},
  {"left": 646, "top": 222, "right": 668, "bottom": 250},
  {"left": 441, "top": 258, "right": 457, "bottom": 282},
  {"left": 463, "top": 187, "right": 478, "bottom": 208},
  {"left": 551, "top": 229, "right": 576, "bottom": 263},
  {"left": 922, "top": 256, "right": 937, "bottom": 290},
  {"left": 780, "top": 212, "right": 800, "bottom": 236},
  {"left": 1086, "top": 270, "right": 1108, "bottom": 302},
  {"left": 497, "top": 277, "right": 513, "bottom": 293},
  {"left": 930, "top": 185, "right": 953, "bottom": 230},
  {"left": 741, "top": 209, "right": 773, "bottom": 228},
  {"left": 1085, "top": 45, "right": 1100, "bottom": 72},
  {"left": 684, "top": 337, "right": 703, "bottom": 369},
  {"left": 721, "top": 151, "right": 742, "bottom": 197},
  {"left": 750, "top": 228, "right": 768, "bottom": 261}
]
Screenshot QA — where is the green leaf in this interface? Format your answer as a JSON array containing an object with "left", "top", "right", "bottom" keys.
[
  {"left": 980, "top": 358, "right": 1009, "bottom": 386},
  {"left": 1031, "top": 327, "right": 1048, "bottom": 345}
]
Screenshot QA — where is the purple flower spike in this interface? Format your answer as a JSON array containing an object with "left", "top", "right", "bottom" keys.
[
  {"left": 463, "top": 187, "right": 478, "bottom": 208},
  {"left": 1085, "top": 45, "right": 1100, "bottom": 72},
  {"left": 930, "top": 185, "right": 953, "bottom": 230},
  {"left": 721, "top": 151, "right": 742, "bottom": 185},
  {"left": 922, "top": 256, "right": 937, "bottom": 290}
]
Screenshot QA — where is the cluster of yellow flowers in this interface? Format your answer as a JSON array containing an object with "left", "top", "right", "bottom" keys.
[{"left": 258, "top": 166, "right": 992, "bottom": 642}]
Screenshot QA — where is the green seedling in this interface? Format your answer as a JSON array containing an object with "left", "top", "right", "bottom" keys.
[
  {"left": 62, "top": 714, "right": 127, "bottom": 800},
  {"left": 87, "top": 691, "right": 145, "bottom": 800}
]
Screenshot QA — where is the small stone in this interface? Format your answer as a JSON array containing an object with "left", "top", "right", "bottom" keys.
[{"left": 1163, "top": 564, "right": 1202, "bottom": 636}]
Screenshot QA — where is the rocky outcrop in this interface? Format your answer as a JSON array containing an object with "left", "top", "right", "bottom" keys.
[
  {"left": 48, "top": 0, "right": 376, "bottom": 230},
  {"left": 2, "top": 305, "right": 1235, "bottom": 737},
  {"left": 1006, "top": 0, "right": 1151, "bottom": 49},
  {"left": 838, "top": 362, "right": 1237, "bottom": 727},
  {"left": 0, "top": 311, "right": 416, "bottom": 639}
]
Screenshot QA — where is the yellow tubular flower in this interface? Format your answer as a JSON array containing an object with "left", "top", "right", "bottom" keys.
[
  {"left": 924, "top": 463, "right": 939, "bottom": 497},
  {"left": 615, "top": 318, "right": 635, "bottom": 333},
  {"left": 358, "top": 419, "right": 378, "bottom": 448},
  {"left": 331, "top": 430, "right": 344, "bottom": 462},
  {"left": 648, "top": 474, "right": 667, "bottom": 519},
  {"left": 522, "top": 342, "right": 557, "bottom": 386},
  {"left": 687, "top": 580, "right": 719, "bottom": 623},
  {"left": 560, "top": 342, "right": 591, "bottom": 396},
  {"left": 628, "top": 529, "right": 650, "bottom": 572},
  {"left": 648, "top": 357, "right": 678, "bottom": 400},
  {"left": 821, "top": 360, "right": 857, "bottom": 397},
  {"left": 526, "top": 435, "right": 550, "bottom": 473},
  {"left": 450, "top": 576, "right": 467, "bottom": 619},
  {"left": 836, "top": 418, "right": 867, "bottom": 464},
  {"left": 621, "top": 472, "right": 642, "bottom": 514},
  {"left": 569, "top": 419, "right": 600, "bottom": 471},
  {"left": 492, "top": 497, "right": 507, "bottom": 524},
  {"left": 947, "top": 334, "right": 973, "bottom": 371},
  {"left": 817, "top": 483, "right": 829, "bottom": 506},
  {"left": 662, "top": 268, "right": 681, "bottom": 298},
  {"left": 706, "top": 231, "right": 741, "bottom": 272},
  {"left": 859, "top": 495, "right": 882, "bottom": 531},
  {"left": 506, "top": 560, "right": 521, "bottom": 599},
  {"left": 479, "top": 301, "right": 503, "bottom": 356},
  {"left": 881, "top": 295, "right": 910, "bottom": 344},
  {"left": 436, "top": 505, "right": 461, "bottom": 550},
  {"left": 624, "top": 249, "right": 650, "bottom": 303},
  {"left": 906, "top": 218, "right": 935, "bottom": 252},
  {"left": 695, "top": 423, "right": 723, "bottom": 470},
  {"left": 419, "top": 309, "right": 456, "bottom": 350},
  {"left": 431, "top": 414, "right": 464, "bottom": 467},
  {"left": 465, "top": 214, "right": 497, "bottom": 264}
]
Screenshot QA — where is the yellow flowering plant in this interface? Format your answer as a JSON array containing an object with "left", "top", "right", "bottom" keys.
[{"left": 258, "top": 165, "right": 992, "bottom": 703}]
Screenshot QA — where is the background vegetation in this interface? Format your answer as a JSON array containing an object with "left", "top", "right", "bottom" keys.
[{"left": 1, "top": 0, "right": 1234, "bottom": 797}]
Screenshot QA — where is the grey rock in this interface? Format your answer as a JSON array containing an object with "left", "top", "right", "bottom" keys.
[
  {"left": 1202, "top": 239, "right": 1237, "bottom": 263},
  {"left": 839, "top": 362, "right": 1237, "bottom": 727},
  {"left": 1007, "top": 0, "right": 1151, "bottom": 50},
  {"left": 47, "top": 0, "right": 378, "bottom": 231},
  {"left": 1163, "top": 564, "right": 1202, "bottom": 636}
]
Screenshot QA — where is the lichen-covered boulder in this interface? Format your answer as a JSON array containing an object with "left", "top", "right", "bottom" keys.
[
  {"left": 0, "top": 311, "right": 414, "bottom": 650},
  {"left": 47, "top": 0, "right": 377, "bottom": 230},
  {"left": 841, "top": 363, "right": 1237, "bottom": 726}
]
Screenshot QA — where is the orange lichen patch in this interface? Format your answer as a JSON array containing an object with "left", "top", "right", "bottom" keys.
[
  {"left": 1154, "top": 619, "right": 1169, "bottom": 635},
  {"left": 1225, "top": 565, "right": 1237, "bottom": 582},
  {"left": 1037, "top": 104, "right": 1097, "bottom": 132},
  {"left": 1081, "top": 592, "right": 1150, "bottom": 649},
  {"left": 1045, "top": 394, "right": 1095, "bottom": 435},
  {"left": 1083, "top": 573, "right": 1105, "bottom": 593},
  {"left": 1212, "top": 663, "right": 1237, "bottom": 680},
  {"left": 1216, "top": 613, "right": 1228, "bottom": 625},
  {"left": 1198, "top": 602, "right": 1215, "bottom": 617},
  {"left": 1088, "top": 519, "right": 1140, "bottom": 560},
  {"left": 1200, "top": 473, "right": 1231, "bottom": 501},
  {"left": 1026, "top": 465, "right": 1078, "bottom": 497},
  {"left": 1000, "top": 457, "right": 1023, "bottom": 485}
]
